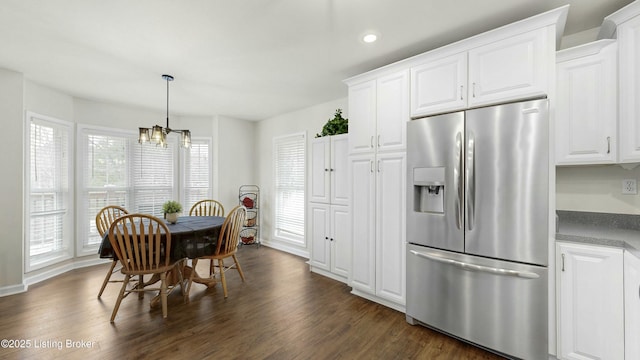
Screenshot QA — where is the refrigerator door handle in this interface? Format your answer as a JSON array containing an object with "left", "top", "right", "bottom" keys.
[
  {"left": 409, "top": 250, "right": 540, "bottom": 279},
  {"left": 466, "top": 131, "right": 475, "bottom": 231},
  {"left": 455, "top": 132, "right": 463, "bottom": 230}
]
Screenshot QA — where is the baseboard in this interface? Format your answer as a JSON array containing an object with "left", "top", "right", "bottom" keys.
[
  {"left": 0, "top": 257, "right": 111, "bottom": 297},
  {"left": 0, "top": 283, "right": 28, "bottom": 297},
  {"left": 350, "top": 288, "right": 406, "bottom": 313},
  {"left": 308, "top": 265, "right": 348, "bottom": 284},
  {"left": 258, "top": 240, "right": 309, "bottom": 259}
]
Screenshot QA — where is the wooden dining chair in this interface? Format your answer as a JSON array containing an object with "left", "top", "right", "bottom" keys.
[
  {"left": 189, "top": 199, "right": 225, "bottom": 275},
  {"left": 96, "top": 205, "right": 129, "bottom": 298},
  {"left": 107, "top": 214, "right": 187, "bottom": 322},
  {"left": 189, "top": 199, "right": 225, "bottom": 217},
  {"left": 186, "top": 205, "right": 247, "bottom": 299}
]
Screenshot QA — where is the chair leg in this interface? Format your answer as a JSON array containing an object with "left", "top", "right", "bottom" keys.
[
  {"left": 138, "top": 274, "right": 145, "bottom": 299},
  {"left": 176, "top": 259, "right": 187, "bottom": 303},
  {"left": 232, "top": 254, "right": 246, "bottom": 282},
  {"left": 160, "top": 272, "right": 168, "bottom": 319},
  {"left": 219, "top": 258, "right": 228, "bottom": 298},
  {"left": 209, "top": 259, "right": 215, "bottom": 277},
  {"left": 98, "top": 259, "right": 118, "bottom": 298},
  {"left": 186, "top": 258, "right": 198, "bottom": 301},
  {"left": 110, "top": 274, "right": 131, "bottom": 323}
]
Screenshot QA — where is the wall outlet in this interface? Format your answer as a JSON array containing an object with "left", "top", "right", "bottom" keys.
[{"left": 622, "top": 179, "right": 638, "bottom": 195}]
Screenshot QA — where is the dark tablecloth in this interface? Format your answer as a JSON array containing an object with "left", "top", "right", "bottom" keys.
[{"left": 98, "top": 216, "right": 225, "bottom": 260}]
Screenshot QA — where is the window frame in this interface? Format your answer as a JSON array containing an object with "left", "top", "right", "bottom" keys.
[
  {"left": 272, "top": 131, "right": 306, "bottom": 245},
  {"left": 24, "top": 111, "right": 75, "bottom": 272}
]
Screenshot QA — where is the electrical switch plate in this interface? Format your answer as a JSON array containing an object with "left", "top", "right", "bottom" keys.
[{"left": 622, "top": 179, "right": 638, "bottom": 195}]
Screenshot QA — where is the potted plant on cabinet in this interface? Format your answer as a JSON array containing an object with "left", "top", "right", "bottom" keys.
[{"left": 162, "top": 200, "right": 182, "bottom": 224}]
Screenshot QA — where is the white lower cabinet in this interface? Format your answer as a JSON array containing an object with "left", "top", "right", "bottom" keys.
[
  {"left": 308, "top": 203, "right": 350, "bottom": 282},
  {"left": 625, "top": 251, "right": 640, "bottom": 360},
  {"left": 350, "top": 152, "right": 406, "bottom": 309},
  {"left": 556, "top": 242, "right": 624, "bottom": 360}
]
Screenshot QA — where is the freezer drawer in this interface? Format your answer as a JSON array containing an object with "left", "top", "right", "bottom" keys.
[{"left": 406, "top": 244, "right": 548, "bottom": 360}]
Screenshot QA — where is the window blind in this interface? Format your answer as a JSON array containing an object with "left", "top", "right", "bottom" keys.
[
  {"left": 273, "top": 132, "right": 306, "bottom": 244},
  {"left": 131, "top": 137, "right": 176, "bottom": 217},
  {"left": 78, "top": 127, "right": 181, "bottom": 254},
  {"left": 79, "top": 129, "right": 131, "bottom": 251},
  {"left": 27, "top": 115, "right": 73, "bottom": 270}
]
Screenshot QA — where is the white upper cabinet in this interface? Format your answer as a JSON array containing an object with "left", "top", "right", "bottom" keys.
[
  {"left": 556, "top": 40, "right": 617, "bottom": 165},
  {"left": 618, "top": 14, "right": 640, "bottom": 162},
  {"left": 377, "top": 71, "right": 409, "bottom": 153},
  {"left": 310, "top": 134, "right": 349, "bottom": 205},
  {"left": 410, "top": 26, "right": 553, "bottom": 118},
  {"left": 599, "top": 1, "right": 640, "bottom": 163},
  {"left": 347, "top": 70, "right": 408, "bottom": 155},
  {"left": 348, "top": 80, "right": 377, "bottom": 154},
  {"left": 468, "top": 29, "right": 549, "bottom": 107},
  {"left": 411, "top": 53, "right": 467, "bottom": 117}
]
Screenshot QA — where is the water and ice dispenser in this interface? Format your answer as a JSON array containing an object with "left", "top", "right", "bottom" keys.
[{"left": 413, "top": 167, "right": 445, "bottom": 214}]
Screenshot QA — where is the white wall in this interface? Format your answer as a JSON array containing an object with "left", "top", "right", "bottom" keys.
[
  {"left": 255, "top": 97, "right": 348, "bottom": 257},
  {"left": 556, "top": 165, "right": 640, "bottom": 214},
  {"left": 0, "top": 69, "right": 25, "bottom": 290},
  {"left": 215, "top": 115, "right": 256, "bottom": 212}
]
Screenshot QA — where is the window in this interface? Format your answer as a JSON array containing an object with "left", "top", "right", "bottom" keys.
[
  {"left": 77, "top": 125, "right": 211, "bottom": 255},
  {"left": 182, "top": 139, "right": 212, "bottom": 212},
  {"left": 25, "top": 112, "right": 74, "bottom": 271},
  {"left": 78, "top": 126, "right": 176, "bottom": 255},
  {"left": 273, "top": 132, "right": 306, "bottom": 244}
]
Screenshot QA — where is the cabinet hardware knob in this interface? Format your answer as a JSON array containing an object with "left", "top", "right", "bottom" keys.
[
  {"left": 561, "top": 253, "right": 565, "bottom": 272},
  {"left": 325, "top": 168, "right": 329, "bottom": 172},
  {"left": 607, "top": 136, "right": 611, "bottom": 154},
  {"left": 330, "top": 168, "right": 334, "bottom": 172},
  {"left": 378, "top": 135, "right": 381, "bottom": 148},
  {"left": 472, "top": 82, "right": 476, "bottom": 98},
  {"left": 330, "top": 238, "right": 334, "bottom": 242},
  {"left": 325, "top": 236, "right": 328, "bottom": 240}
]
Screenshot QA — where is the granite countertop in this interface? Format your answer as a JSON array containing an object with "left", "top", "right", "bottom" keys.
[{"left": 556, "top": 210, "right": 640, "bottom": 257}]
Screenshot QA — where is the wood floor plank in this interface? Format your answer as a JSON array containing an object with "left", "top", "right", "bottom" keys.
[{"left": 0, "top": 247, "right": 505, "bottom": 359}]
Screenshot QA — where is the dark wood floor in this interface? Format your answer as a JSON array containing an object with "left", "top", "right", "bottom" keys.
[{"left": 0, "top": 247, "right": 504, "bottom": 360}]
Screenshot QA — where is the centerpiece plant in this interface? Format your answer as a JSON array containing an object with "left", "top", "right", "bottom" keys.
[{"left": 162, "top": 200, "right": 182, "bottom": 224}]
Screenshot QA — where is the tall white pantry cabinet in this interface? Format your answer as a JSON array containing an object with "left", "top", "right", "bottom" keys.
[
  {"left": 345, "top": 70, "right": 408, "bottom": 311},
  {"left": 308, "top": 134, "right": 351, "bottom": 283}
]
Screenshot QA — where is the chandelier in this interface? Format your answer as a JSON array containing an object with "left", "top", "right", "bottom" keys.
[{"left": 138, "top": 74, "right": 191, "bottom": 148}]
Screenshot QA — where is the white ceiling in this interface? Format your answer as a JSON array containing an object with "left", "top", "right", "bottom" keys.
[{"left": 0, "top": 0, "right": 633, "bottom": 121}]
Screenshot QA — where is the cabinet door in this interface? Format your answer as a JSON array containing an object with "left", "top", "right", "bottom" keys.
[
  {"left": 410, "top": 53, "right": 467, "bottom": 117},
  {"left": 349, "top": 153, "right": 376, "bottom": 293},
  {"left": 377, "top": 70, "right": 409, "bottom": 152},
  {"left": 468, "top": 28, "right": 548, "bottom": 107},
  {"left": 348, "top": 80, "right": 376, "bottom": 154},
  {"left": 556, "top": 41, "right": 617, "bottom": 165},
  {"left": 330, "top": 135, "right": 349, "bottom": 206},
  {"left": 625, "top": 251, "right": 640, "bottom": 360},
  {"left": 331, "top": 205, "right": 351, "bottom": 279},
  {"left": 557, "top": 242, "right": 624, "bottom": 360},
  {"left": 309, "top": 203, "right": 330, "bottom": 271},
  {"left": 375, "top": 153, "right": 406, "bottom": 305},
  {"left": 618, "top": 16, "right": 640, "bottom": 162},
  {"left": 310, "top": 137, "right": 330, "bottom": 203}
]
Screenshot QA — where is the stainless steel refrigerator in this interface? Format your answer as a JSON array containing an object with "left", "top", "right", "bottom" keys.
[{"left": 406, "top": 98, "right": 549, "bottom": 360}]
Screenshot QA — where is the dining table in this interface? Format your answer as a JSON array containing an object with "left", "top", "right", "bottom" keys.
[{"left": 98, "top": 215, "right": 225, "bottom": 291}]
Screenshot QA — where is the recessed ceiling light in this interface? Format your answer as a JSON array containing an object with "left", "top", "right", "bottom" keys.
[{"left": 363, "top": 33, "right": 378, "bottom": 43}]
